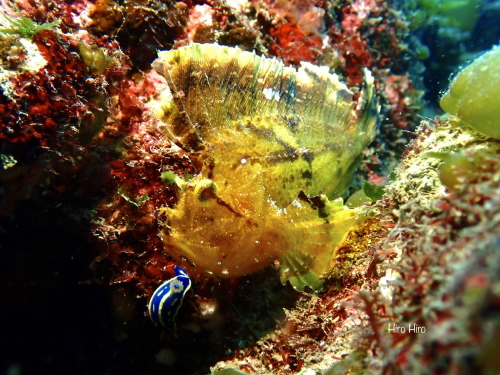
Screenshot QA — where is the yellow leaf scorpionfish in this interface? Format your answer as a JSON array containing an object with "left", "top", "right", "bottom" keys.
[{"left": 150, "top": 43, "right": 379, "bottom": 293}]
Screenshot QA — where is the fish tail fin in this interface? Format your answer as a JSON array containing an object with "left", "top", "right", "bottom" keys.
[{"left": 279, "top": 195, "right": 365, "bottom": 292}]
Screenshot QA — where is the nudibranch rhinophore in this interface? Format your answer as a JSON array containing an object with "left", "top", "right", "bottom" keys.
[
  {"left": 151, "top": 43, "right": 379, "bottom": 291},
  {"left": 148, "top": 266, "right": 192, "bottom": 328}
]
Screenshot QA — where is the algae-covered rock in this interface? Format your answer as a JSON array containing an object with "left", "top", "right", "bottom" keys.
[
  {"left": 416, "top": 0, "right": 481, "bottom": 30},
  {"left": 440, "top": 45, "right": 500, "bottom": 139}
]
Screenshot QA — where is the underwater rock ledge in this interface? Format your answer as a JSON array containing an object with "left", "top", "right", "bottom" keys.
[{"left": 210, "top": 115, "right": 500, "bottom": 374}]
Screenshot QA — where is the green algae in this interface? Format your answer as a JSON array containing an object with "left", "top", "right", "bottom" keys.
[{"left": 0, "top": 9, "right": 59, "bottom": 39}]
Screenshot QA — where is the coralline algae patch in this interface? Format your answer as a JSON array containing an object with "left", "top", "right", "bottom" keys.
[
  {"left": 0, "top": 19, "right": 129, "bottom": 213},
  {"left": 361, "top": 121, "right": 500, "bottom": 374},
  {"left": 90, "top": 68, "right": 193, "bottom": 292}
]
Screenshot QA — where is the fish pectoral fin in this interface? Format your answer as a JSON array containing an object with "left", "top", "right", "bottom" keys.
[
  {"left": 278, "top": 195, "right": 365, "bottom": 292},
  {"left": 280, "top": 251, "right": 325, "bottom": 292}
]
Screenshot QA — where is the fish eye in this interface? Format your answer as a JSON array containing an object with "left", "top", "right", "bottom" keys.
[{"left": 198, "top": 185, "right": 216, "bottom": 201}]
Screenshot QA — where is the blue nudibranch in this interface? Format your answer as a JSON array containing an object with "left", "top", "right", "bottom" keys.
[{"left": 148, "top": 266, "right": 192, "bottom": 328}]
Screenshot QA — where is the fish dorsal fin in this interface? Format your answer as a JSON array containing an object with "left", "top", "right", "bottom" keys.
[{"left": 153, "top": 43, "right": 378, "bottom": 206}]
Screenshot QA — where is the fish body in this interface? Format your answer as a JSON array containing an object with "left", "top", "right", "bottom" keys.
[{"left": 152, "top": 43, "right": 378, "bottom": 291}]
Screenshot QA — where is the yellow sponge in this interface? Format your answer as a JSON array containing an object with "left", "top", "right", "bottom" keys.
[{"left": 440, "top": 46, "right": 500, "bottom": 139}]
